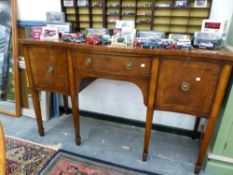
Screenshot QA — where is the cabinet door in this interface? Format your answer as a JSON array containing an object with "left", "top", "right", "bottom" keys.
[
  {"left": 27, "top": 47, "right": 69, "bottom": 94},
  {"left": 156, "top": 58, "right": 221, "bottom": 116}
]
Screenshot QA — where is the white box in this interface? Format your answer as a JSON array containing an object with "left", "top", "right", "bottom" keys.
[{"left": 201, "top": 19, "right": 228, "bottom": 35}]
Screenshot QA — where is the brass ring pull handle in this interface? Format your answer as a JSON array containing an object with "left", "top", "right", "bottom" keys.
[
  {"left": 125, "top": 61, "right": 134, "bottom": 70},
  {"left": 47, "top": 66, "right": 54, "bottom": 74},
  {"left": 180, "top": 81, "right": 191, "bottom": 92},
  {"left": 85, "top": 58, "right": 92, "bottom": 66}
]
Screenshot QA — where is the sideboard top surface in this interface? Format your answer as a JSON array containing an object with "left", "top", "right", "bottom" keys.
[{"left": 20, "top": 39, "right": 233, "bottom": 63}]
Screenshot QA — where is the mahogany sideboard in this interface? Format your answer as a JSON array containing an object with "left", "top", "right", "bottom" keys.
[{"left": 20, "top": 39, "right": 233, "bottom": 174}]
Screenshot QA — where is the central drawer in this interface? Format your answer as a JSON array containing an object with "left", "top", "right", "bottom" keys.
[{"left": 71, "top": 51, "right": 151, "bottom": 76}]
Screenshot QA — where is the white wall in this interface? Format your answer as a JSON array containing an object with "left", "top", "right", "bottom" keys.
[
  {"left": 210, "top": 0, "right": 233, "bottom": 34},
  {"left": 77, "top": 79, "right": 197, "bottom": 130},
  {"left": 17, "top": 0, "right": 232, "bottom": 130},
  {"left": 18, "top": 0, "right": 61, "bottom": 21}
]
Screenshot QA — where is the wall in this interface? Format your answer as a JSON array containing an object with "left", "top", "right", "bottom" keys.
[
  {"left": 78, "top": 79, "right": 197, "bottom": 130},
  {"left": 18, "top": 0, "right": 61, "bottom": 21},
  {"left": 210, "top": 0, "right": 233, "bottom": 20},
  {"left": 210, "top": 0, "right": 233, "bottom": 35},
  {"left": 17, "top": 0, "right": 232, "bottom": 130},
  {"left": 17, "top": 0, "right": 233, "bottom": 24},
  {"left": 227, "top": 14, "right": 233, "bottom": 46}
]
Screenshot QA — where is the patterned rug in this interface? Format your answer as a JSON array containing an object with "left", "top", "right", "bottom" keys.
[
  {"left": 5, "top": 136, "right": 57, "bottom": 175},
  {"left": 38, "top": 150, "right": 161, "bottom": 175}
]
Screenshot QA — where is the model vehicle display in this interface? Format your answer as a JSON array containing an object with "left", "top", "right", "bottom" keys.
[
  {"left": 133, "top": 38, "right": 150, "bottom": 46},
  {"left": 199, "top": 42, "right": 214, "bottom": 48},
  {"left": 193, "top": 31, "right": 223, "bottom": 50},
  {"left": 63, "top": 0, "right": 74, "bottom": 7},
  {"left": 137, "top": 31, "right": 165, "bottom": 40},
  {"left": 167, "top": 34, "right": 192, "bottom": 50},
  {"left": 109, "top": 18, "right": 118, "bottom": 23},
  {"left": 194, "top": 0, "right": 207, "bottom": 8},
  {"left": 46, "top": 12, "right": 65, "bottom": 24},
  {"left": 157, "top": 39, "right": 175, "bottom": 48},
  {"left": 138, "top": 12, "right": 151, "bottom": 16},
  {"left": 178, "top": 44, "right": 193, "bottom": 50},
  {"left": 134, "top": 31, "right": 165, "bottom": 47},
  {"left": 46, "top": 23, "right": 72, "bottom": 33},
  {"left": 142, "top": 40, "right": 161, "bottom": 49},
  {"left": 173, "top": 0, "right": 189, "bottom": 8},
  {"left": 168, "top": 34, "right": 190, "bottom": 41},
  {"left": 99, "top": 34, "right": 111, "bottom": 45},
  {"left": 137, "top": 19, "right": 151, "bottom": 24},
  {"left": 115, "top": 20, "right": 135, "bottom": 29},
  {"left": 138, "top": 4, "right": 152, "bottom": 8},
  {"left": 62, "top": 0, "right": 212, "bottom": 37},
  {"left": 177, "top": 39, "right": 191, "bottom": 46},
  {"left": 122, "top": 12, "right": 135, "bottom": 16},
  {"left": 62, "top": 33, "right": 85, "bottom": 43},
  {"left": 156, "top": 2, "right": 171, "bottom": 7},
  {"left": 62, "top": 32, "right": 83, "bottom": 38},
  {"left": 101, "top": 38, "right": 111, "bottom": 45},
  {"left": 86, "top": 35, "right": 102, "bottom": 45},
  {"left": 142, "top": 42, "right": 157, "bottom": 49},
  {"left": 111, "top": 30, "right": 134, "bottom": 47},
  {"left": 31, "top": 27, "right": 43, "bottom": 39},
  {"left": 108, "top": 4, "right": 120, "bottom": 7},
  {"left": 102, "top": 34, "right": 111, "bottom": 40},
  {"left": 61, "top": 26, "right": 193, "bottom": 50},
  {"left": 77, "top": 0, "right": 88, "bottom": 7},
  {"left": 108, "top": 11, "right": 120, "bottom": 15},
  {"left": 111, "top": 35, "right": 129, "bottom": 46},
  {"left": 141, "top": 38, "right": 192, "bottom": 50},
  {"left": 92, "top": 2, "right": 102, "bottom": 7},
  {"left": 63, "top": 36, "right": 85, "bottom": 43},
  {"left": 113, "top": 28, "right": 122, "bottom": 35},
  {"left": 117, "top": 37, "right": 125, "bottom": 43},
  {"left": 176, "top": 39, "right": 192, "bottom": 50},
  {"left": 122, "top": 4, "right": 135, "bottom": 8},
  {"left": 86, "top": 34, "right": 111, "bottom": 45},
  {"left": 40, "top": 26, "right": 59, "bottom": 41},
  {"left": 86, "top": 28, "right": 109, "bottom": 37}
]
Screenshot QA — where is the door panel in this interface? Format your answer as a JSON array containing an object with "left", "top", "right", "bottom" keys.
[{"left": 156, "top": 58, "right": 221, "bottom": 116}]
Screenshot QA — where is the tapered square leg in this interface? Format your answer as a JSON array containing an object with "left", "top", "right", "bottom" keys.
[
  {"left": 76, "top": 135, "right": 81, "bottom": 145},
  {"left": 192, "top": 117, "right": 201, "bottom": 140},
  {"left": 142, "top": 59, "right": 159, "bottom": 161},
  {"left": 38, "top": 128, "right": 45, "bottom": 137},
  {"left": 67, "top": 52, "right": 81, "bottom": 146},
  {"left": 70, "top": 93, "right": 81, "bottom": 146},
  {"left": 194, "top": 163, "right": 201, "bottom": 174},
  {"left": 142, "top": 107, "right": 154, "bottom": 161},
  {"left": 31, "top": 89, "right": 45, "bottom": 137},
  {"left": 143, "top": 151, "right": 148, "bottom": 161}
]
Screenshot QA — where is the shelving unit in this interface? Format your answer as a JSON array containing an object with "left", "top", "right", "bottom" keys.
[{"left": 61, "top": 0, "right": 212, "bottom": 34}]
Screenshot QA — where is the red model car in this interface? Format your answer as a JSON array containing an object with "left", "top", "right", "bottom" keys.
[{"left": 86, "top": 35, "right": 101, "bottom": 45}]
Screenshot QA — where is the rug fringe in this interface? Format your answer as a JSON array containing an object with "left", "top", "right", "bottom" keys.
[{"left": 5, "top": 135, "right": 61, "bottom": 150}]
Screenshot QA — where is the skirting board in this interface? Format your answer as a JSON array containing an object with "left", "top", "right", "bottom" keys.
[
  {"left": 60, "top": 107, "right": 201, "bottom": 138},
  {"left": 208, "top": 152, "right": 233, "bottom": 164},
  {"left": 205, "top": 159, "right": 233, "bottom": 175}
]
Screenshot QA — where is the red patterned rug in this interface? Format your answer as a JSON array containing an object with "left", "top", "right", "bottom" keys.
[
  {"left": 38, "top": 150, "right": 161, "bottom": 175},
  {"left": 5, "top": 136, "right": 57, "bottom": 175}
]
